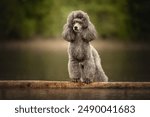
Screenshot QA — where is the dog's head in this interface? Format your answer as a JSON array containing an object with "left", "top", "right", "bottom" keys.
[
  {"left": 63, "top": 10, "right": 97, "bottom": 42},
  {"left": 67, "top": 10, "right": 89, "bottom": 33}
]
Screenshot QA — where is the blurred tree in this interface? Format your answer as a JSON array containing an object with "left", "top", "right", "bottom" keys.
[
  {"left": 127, "top": 0, "right": 150, "bottom": 40},
  {"left": 0, "top": 0, "right": 53, "bottom": 39},
  {"left": 78, "top": 0, "right": 129, "bottom": 39},
  {"left": 0, "top": 0, "right": 150, "bottom": 40}
]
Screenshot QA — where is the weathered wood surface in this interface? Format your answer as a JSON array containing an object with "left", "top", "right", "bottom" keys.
[{"left": 0, "top": 80, "right": 150, "bottom": 89}]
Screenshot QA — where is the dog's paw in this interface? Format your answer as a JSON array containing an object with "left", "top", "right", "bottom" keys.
[
  {"left": 71, "top": 78, "right": 81, "bottom": 83},
  {"left": 82, "top": 78, "right": 92, "bottom": 84}
]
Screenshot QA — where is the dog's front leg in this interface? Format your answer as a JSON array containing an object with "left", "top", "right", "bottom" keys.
[{"left": 68, "top": 59, "right": 81, "bottom": 82}]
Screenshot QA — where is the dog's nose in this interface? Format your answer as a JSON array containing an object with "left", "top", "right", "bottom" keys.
[{"left": 74, "top": 26, "right": 78, "bottom": 30}]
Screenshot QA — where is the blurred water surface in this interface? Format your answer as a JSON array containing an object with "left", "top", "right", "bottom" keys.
[
  {"left": 0, "top": 88, "right": 150, "bottom": 100},
  {"left": 0, "top": 45, "right": 150, "bottom": 82},
  {"left": 0, "top": 40, "right": 150, "bottom": 99}
]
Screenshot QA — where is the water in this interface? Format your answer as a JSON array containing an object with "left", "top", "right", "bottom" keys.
[
  {"left": 0, "top": 49, "right": 68, "bottom": 81},
  {"left": 0, "top": 88, "right": 150, "bottom": 100},
  {"left": 0, "top": 48, "right": 150, "bottom": 82},
  {"left": 0, "top": 42, "right": 150, "bottom": 99}
]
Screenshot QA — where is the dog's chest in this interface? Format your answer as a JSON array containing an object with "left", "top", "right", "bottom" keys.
[{"left": 69, "top": 39, "right": 89, "bottom": 61}]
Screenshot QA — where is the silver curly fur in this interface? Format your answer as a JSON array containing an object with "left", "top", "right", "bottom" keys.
[{"left": 62, "top": 10, "right": 108, "bottom": 83}]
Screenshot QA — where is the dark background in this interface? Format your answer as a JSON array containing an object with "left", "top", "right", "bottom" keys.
[{"left": 0, "top": 0, "right": 150, "bottom": 40}]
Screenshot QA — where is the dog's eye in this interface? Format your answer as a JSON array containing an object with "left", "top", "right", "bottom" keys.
[
  {"left": 73, "top": 21, "right": 78, "bottom": 24},
  {"left": 73, "top": 21, "right": 76, "bottom": 24},
  {"left": 78, "top": 22, "right": 82, "bottom": 25}
]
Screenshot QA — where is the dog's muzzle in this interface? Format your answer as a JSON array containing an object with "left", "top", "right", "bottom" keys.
[{"left": 73, "top": 22, "right": 82, "bottom": 32}]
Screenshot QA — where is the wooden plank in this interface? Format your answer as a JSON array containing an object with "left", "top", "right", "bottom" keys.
[{"left": 0, "top": 80, "right": 150, "bottom": 89}]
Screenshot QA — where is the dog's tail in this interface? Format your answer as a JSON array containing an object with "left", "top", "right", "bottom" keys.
[{"left": 91, "top": 45, "right": 108, "bottom": 82}]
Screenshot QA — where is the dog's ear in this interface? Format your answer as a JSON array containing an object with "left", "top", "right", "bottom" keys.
[
  {"left": 67, "top": 11, "right": 75, "bottom": 28},
  {"left": 82, "top": 13, "right": 90, "bottom": 29},
  {"left": 62, "top": 23, "right": 76, "bottom": 42},
  {"left": 82, "top": 22, "right": 97, "bottom": 42}
]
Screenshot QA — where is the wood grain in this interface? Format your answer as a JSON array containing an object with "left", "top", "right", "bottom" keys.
[{"left": 0, "top": 80, "right": 150, "bottom": 89}]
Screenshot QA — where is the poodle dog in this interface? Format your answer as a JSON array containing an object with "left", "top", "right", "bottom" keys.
[{"left": 62, "top": 10, "right": 108, "bottom": 83}]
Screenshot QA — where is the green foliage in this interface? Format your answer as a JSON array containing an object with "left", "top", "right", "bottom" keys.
[
  {"left": 127, "top": 0, "right": 150, "bottom": 40},
  {"left": 0, "top": 0, "right": 53, "bottom": 39},
  {"left": 81, "top": 0, "right": 129, "bottom": 38},
  {"left": 0, "top": 0, "right": 150, "bottom": 40}
]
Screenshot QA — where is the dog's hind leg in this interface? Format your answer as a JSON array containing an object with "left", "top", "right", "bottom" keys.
[
  {"left": 82, "top": 59, "right": 96, "bottom": 83},
  {"left": 92, "top": 47, "right": 108, "bottom": 82}
]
